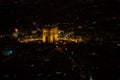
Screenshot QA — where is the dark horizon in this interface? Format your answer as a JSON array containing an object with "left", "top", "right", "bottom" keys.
[{"left": 0, "top": 0, "right": 120, "bottom": 34}]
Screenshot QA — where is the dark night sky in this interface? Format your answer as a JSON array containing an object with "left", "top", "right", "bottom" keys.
[{"left": 0, "top": 0, "right": 120, "bottom": 33}]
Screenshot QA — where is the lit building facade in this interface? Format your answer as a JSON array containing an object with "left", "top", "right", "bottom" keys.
[{"left": 42, "top": 25, "right": 58, "bottom": 43}]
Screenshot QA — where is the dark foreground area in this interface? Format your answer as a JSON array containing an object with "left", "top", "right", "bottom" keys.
[{"left": 0, "top": 37, "right": 120, "bottom": 80}]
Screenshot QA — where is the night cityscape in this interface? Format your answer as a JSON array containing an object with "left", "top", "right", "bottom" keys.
[{"left": 0, "top": 0, "right": 120, "bottom": 80}]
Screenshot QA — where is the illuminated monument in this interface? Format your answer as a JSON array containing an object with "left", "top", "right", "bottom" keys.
[{"left": 42, "top": 24, "right": 58, "bottom": 43}]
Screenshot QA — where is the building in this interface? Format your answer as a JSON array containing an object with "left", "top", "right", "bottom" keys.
[{"left": 42, "top": 24, "right": 58, "bottom": 43}]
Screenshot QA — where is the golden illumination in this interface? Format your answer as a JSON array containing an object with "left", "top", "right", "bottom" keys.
[
  {"left": 42, "top": 26, "right": 58, "bottom": 43},
  {"left": 15, "top": 28, "right": 18, "bottom": 32}
]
